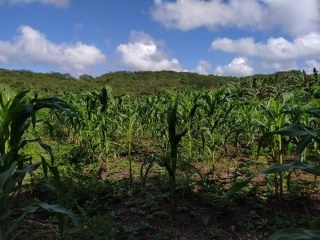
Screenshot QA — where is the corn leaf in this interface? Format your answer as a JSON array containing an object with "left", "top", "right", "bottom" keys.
[
  {"left": 262, "top": 162, "right": 320, "bottom": 176},
  {"left": 224, "top": 176, "right": 254, "bottom": 197},
  {"left": 38, "top": 202, "right": 81, "bottom": 229},
  {"left": 269, "top": 228, "right": 320, "bottom": 240}
]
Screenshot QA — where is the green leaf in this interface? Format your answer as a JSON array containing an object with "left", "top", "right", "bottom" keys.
[
  {"left": 38, "top": 202, "right": 81, "bottom": 229},
  {"left": 41, "top": 156, "right": 48, "bottom": 178},
  {"left": 179, "top": 160, "right": 203, "bottom": 182},
  {"left": 49, "top": 164, "right": 63, "bottom": 189},
  {"left": 262, "top": 162, "right": 320, "bottom": 176},
  {"left": 297, "top": 135, "right": 314, "bottom": 155},
  {"left": 258, "top": 124, "right": 315, "bottom": 156},
  {"left": 261, "top": 163, "right": 294, "bottom": 174},
  {"left": 4, "top": 202, "right": 40, "bottom": 239},
  {"left": 306, "top": 109, "right": 320, "bottom": 118},
  {"left": 17, "top": 161, "right": 41, "bottom": 174},
  {"left": 269, "top": 228, "right": 320, "bottom": 240},
  {"left": 224, "top": 176, "right": 254, "bottom": 197},
  {"left": 140, "top": 154, "right": 159, "bottom": 187},
  {"left": 32, "top": 139, "right": 54, "bottom": 164},
  {"left": 226, "top": 162, "right": 320, "bottom": 196},
  {"left": 0, "top": 162, "right": 16, "bottom": 188},
  {"left": 272, "top": 124, "right": 312, "bottom": 138}
]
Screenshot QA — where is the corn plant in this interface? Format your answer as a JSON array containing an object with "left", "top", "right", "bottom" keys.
[
  {"left": 122, "top": 111, "right": 138, "bottom": 185},
  {"left": 255, "top": 94, "right": 293, "bottom": 198},
  {"left": 201, "top": 89, "right": 236, "bottom": 170},
  {"left": 177, "top": 89, "right": 202, "bottom": 161},
  {"left": 99, "top": 114, "right": 112, "bottom": 170},
  {"left": 226, "top": 107, "right": 320, "bottom": 199},
  {"left": 63, "top": 86, "right": 118, "bottom": 167},
  {"left": 0, "top": 89, "right": 80, "bottom": 239},
  {"left": 42, "top": 91, "right": 81, "bottom": 143},
  {"left": 144, "top": 91, "right": 173, "bottom": 146},
  {"left": 0, "top": 155, "right": 80, "bottom": 239},
  {"left": 141, "top": 96, "right": 199, "bottom": 221}
]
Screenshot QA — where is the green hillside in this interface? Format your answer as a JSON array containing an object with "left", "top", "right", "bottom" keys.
[
  {"left": 0, "top": 68, "right": 315, "bottom": 96},
  {"left": 1, "top": 68, "right": 244, "bottom": 95}
]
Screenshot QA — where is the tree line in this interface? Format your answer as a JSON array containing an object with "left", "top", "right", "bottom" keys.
[{"left": 0, "top": 68, "right": 311, "bottom": 96}]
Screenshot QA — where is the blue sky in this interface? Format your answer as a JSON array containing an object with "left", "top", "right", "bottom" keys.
[{"left": 0, "top": 0, "right": 320, "bottom": 77}]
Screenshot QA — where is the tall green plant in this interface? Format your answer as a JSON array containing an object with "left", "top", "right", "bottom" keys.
[
  {"left": 124, "top": 112, "right": 138, "bottom": 185},
  {"left": 226, "top": 108, "right": 320, "bottom": 198},
  {"left": 141, "top": 96, "right": 199, "bottom": 221},
  {"left": 201, "top": 89, "right": 236, "bottom": 171},
  {"left": 255, "top": 94, "right": 293, "bottom": 198},
  {"left": 0, "top": 89, "right": 80, "bottom": 239}
]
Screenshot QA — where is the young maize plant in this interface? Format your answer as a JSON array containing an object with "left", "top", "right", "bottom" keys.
[
  {"left": 226, "top": 107, "right": 320, "bottom": 200},
  {"left": 124, "top": 111, "right": 138, "bottom": 185},
  {"left": 262, "top": 94, "right": 294, "bottom": 198},
  {"left": 0, "top": 89, "right": 80, "bottom": 239},
  {"left": 178, "top": 89, "right": 202, "bottom": 161},
  {"left": 141, "top": 95, "right": 200, "bottom": 221},
  {"left": 201, "top": 89, "right": 236, "bottom": 172}
]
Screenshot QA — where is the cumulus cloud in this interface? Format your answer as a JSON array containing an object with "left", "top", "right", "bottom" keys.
[
  {"left": 152, "top": 0, "right": 320, "bottom": 36},
  {"left": 261, "top": 0, "right": 320, "bottom": 37},
  {"left": 260, "top": 60, "right": 298, "bottom": 73},
  {"left": 304, "top": 60, "right": 320, "bottom": 74},
  {"left": 0, "top": 25, "right": 106, "bottom": 75},
  {"left": 194, "top": 60, "right": 212, "bottom": 75},
  {"left": 211, "top": 33, "right": 320, "bottom": 63},
  {"left": 116, "top": 31, "right": 182, "bottom": 71},
  {"left": 214, "top": 57, "right": 254, "bottom": 77}
]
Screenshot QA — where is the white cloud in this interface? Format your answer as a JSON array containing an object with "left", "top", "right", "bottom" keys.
[
  {"left": 152, "top": 0, "right": 320, "bottom": 36},
  {"left": 304, "top": 60, "right": 320, "bottom": 74},
  {"left": 260, "top": 60, "right": 298, "bottom": 73},
  {"left": 1, "top": 0, "right": 70, "bottom": 7},
  {"left": 0, "top": 25, "right": 106, "bottom": 75},
  {"left": 194, "top": 60, "right": 212, "bottom": 75},
  {"left": 211, "top": 33, "right": 320, "bottom": 63},
  {"left": 214, "top": 57, "right": 254, "bottom": 77},
  {"left": 261, "top": 0, "right": 320, "bottom": 37},
  {"left": 116, "top": 31, "right": 182, "bottom": 71}
]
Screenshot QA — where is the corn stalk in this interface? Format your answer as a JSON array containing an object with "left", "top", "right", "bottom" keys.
[{"left": 0, "top": 89, "right": 80, "bottom": 239}]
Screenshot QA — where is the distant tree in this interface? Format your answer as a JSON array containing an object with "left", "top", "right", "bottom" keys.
[
  {"left": 63, "top": 73, "right": 74, "bottom": 79},
  {"left": 49, "top": 72, "right": 75, "bottom": 80},
  {"left": 79, "top": 74, "right": 95, "bottom": 81}
]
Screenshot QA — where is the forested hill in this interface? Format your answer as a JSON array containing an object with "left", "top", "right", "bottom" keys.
[
  {"left": 0, "top": 69, "right": 238, "bottom": 95},
  {"left": 0, "top": 68, "right": 311, "bottom": 95}
]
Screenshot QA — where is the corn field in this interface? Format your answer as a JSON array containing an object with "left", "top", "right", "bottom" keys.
[{"left": 1, "top": 70, "right": 320, "bottom": 239}]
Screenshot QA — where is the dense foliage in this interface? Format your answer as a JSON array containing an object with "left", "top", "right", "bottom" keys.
[{"left": 1, "top": 68, "right": 240, "bottom": 95}]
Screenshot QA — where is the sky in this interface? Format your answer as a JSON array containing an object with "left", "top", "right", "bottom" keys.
[{"left": 0, "top": 0, "right": 320, "bottom": 78}]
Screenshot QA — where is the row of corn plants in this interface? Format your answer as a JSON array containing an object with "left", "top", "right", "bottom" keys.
[{"left": 38, "top": 70, "right": 320, "bottom": 226}]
